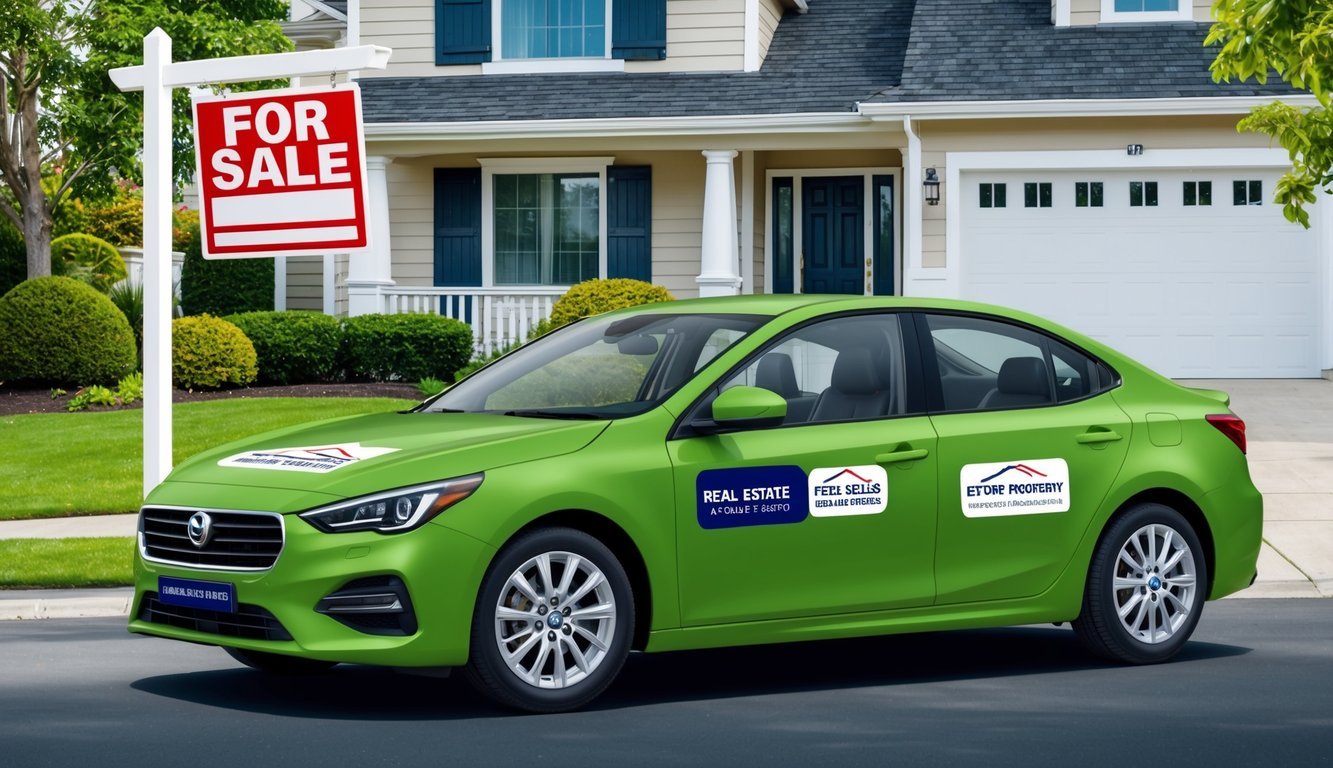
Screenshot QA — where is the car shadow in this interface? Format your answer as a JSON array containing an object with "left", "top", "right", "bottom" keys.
[{"left": 129, "top": 626, "right": 1249, "bottom": 720}]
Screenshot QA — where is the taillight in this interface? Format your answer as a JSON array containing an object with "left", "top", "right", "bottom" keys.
[{"left": 1206, "top": 414, "right": 1246, "bottom": 454}]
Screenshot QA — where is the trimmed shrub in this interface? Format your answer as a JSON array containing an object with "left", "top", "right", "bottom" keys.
[
  {"left": 547, "top": 278, "right": 673, "bottom": 329},
  {"left": 178, "top": 218, "right": 273, "bottom": 317},
  {"left": 51, "top": 233, "right": 127, "bottom": 293},
  {"left": 225, "top": 310, "right": 342, "bottom": 385},
  {"left": 342, "top": 313, "right": 473, "bottom": 382},
  {"left": 0, "top": 276, "right": 137, "bottom": 386},
  {"left": 172, "top": 314, "right": 258, "bottom": 390}
]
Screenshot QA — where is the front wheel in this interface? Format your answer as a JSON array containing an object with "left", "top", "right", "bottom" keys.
[
  {"left": 1073, "top": 503, "right": 1208, "bottom": 664},
  {"left": 464, "top": 527, "right": 634, "bottom": 713}
]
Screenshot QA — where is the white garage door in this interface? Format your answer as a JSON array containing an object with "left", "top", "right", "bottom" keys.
[{"left": 960, "top": 169, "right": 1320, "bottom": 378}]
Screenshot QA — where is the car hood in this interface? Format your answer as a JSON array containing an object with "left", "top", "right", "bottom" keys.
[{"left": 160, "top": 411, "right": 610, "bottom": 500}]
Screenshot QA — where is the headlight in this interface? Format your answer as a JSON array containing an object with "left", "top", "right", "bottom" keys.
[{"left": 300, "top": 474, "right": 484, "bottom": 534}]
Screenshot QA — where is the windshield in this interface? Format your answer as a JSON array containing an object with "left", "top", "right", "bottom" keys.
[{"left": 425, "top": 312, "right": 766, "bottom": 418}]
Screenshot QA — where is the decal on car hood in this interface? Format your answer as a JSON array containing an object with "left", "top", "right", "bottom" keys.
[{"left": 217, "top": 442, "right": 399, "bottom": 473}]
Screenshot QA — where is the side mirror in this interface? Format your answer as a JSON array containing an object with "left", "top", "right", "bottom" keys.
[{"left": 705, "top": 386, "right": 787, "bottom": 431}]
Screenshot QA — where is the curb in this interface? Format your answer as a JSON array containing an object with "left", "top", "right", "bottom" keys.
[{"left": 0, "top": 589, "right": 133, "bottom": 621}]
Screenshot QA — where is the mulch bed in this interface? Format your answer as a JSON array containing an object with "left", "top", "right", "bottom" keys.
[{"left": 0, "top": 382, "right": 423, "bottom": 417}]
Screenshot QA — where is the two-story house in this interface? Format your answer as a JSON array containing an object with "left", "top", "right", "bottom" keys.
[{"left": 281, "top": 0, "right": 1324, "bottom": 378}]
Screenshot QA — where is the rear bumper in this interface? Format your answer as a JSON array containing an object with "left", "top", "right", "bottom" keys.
[{"left": 1202, "top": 478, "right": 1263, "bottom": 600}]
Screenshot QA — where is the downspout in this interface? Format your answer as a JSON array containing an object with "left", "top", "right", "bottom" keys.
[{"left": 903, "top": 115, "right": 923, "bottom": 297}]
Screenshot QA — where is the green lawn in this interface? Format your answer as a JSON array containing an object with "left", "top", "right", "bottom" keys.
[
  {"left": 0, "top": 397, "right": 414, "bottom": 520},
  {"left": 0, "top": 538, "right": 136, "bottom": 588}
]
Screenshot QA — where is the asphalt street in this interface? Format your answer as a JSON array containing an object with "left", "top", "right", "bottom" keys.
[{"left": 2, "top": 599, "right": 1331, "bottom": 768}]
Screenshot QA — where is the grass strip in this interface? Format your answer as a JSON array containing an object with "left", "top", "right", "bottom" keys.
[
  {"left": 0, "top": 397, "right": 414, "bottom": 520},
  {"left": 0, "top": 538, "right": 136, "bottom": 588}
]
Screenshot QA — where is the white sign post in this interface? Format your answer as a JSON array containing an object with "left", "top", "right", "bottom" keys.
[{"left": 110, "top": 29, "right": 390, "bottom": 497}]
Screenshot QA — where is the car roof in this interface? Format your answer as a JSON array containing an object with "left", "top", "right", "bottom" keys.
[{"left": 616, "top": 294, "right": 1023, "bottom": 318}]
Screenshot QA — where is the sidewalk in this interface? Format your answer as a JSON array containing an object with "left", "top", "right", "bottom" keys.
[{"left": 1, "top": 378, "right": 1329, "bottom": 619}]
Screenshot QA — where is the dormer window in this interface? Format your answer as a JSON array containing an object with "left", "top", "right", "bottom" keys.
[
  {"left": 499, "top": 0, "right": 609, "bottom": 60},
  {"left": 1101, "top": 0, "right": 1192, "bottom": 23}
]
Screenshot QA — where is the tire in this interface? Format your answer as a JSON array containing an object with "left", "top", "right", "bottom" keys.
[
  {"left": 223, "top": 647, "right": 337, "bottom": 675},
  {"left": 464, "top": 527, "right": 635, "bottom": 713},
  {"left": 1073, "top": 503, "right": 1208, "bottom": 664}
]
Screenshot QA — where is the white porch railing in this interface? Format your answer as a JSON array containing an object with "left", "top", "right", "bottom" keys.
[{"left": 380, "top": 286, "right": 566, "bottom": 355}]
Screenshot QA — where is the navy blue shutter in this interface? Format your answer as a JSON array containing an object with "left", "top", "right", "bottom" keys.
[
  {"left": 437, "top": 0, "right": 491, "bottom": 65},
  {"left": 607, "top": 166, "right": 652, "bottom": 281},
  {"left": 435, "top": 168, "right": 482, "bottom": 319},
  {"left": 612, "top": 0, "right": 666, "bottom": 61}
]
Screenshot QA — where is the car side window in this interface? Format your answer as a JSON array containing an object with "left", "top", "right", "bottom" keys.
[
  {"left": 719, "top": 313, "right": 908, "bottom": 425},
  {"left": 923, "top": 313, "right": 1112, "bottom": 412}
]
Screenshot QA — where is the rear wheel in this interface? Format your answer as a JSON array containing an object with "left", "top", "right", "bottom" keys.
[
  {"left": 223, "top": 647, "right": 337, "bottom": 675},
  {"left": 464, "top": 527, "right": 634, "bottom": 713},
  {"left": 1073, "top": 503, "right": 1207, "bottom": 664}
]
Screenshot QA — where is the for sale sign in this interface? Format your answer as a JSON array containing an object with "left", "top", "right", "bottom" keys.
[{"left": 192, "top": 84, "right": 370, "bottom": 259}]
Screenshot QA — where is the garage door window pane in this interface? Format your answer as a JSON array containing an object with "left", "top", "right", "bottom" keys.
[
  {"left": 1234, "top": 180, "right": 1263, "bottom": 206},
  {"left": 1075, "top": 182, "right": 1103, "bottom": 208},
  {"left": 1130, "top": 181, "right": 1158, "bottom": 208},
  {"left": 1024, "top": 182, "right": 1051, "bottom": 208}
]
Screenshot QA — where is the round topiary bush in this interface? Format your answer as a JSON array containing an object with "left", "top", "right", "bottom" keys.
[
  {"left": 0, "top": 276, "right": 137, "bottom": 386},
  {"left": 547, "top": 278, "right": 673, "bottom": 328},
  {"left": 172, "top": 314, "right": 258, "bottom": 390},
  {"left": 225, "top": 310, "right": 342, "bottom": 385},
  {"left": 342, "top": 313, "right": 473, "bottom": 382}
]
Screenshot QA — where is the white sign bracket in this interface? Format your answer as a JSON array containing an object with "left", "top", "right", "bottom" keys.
[{"left": 112, "top": 29, "right": 391, "bottom": 498}]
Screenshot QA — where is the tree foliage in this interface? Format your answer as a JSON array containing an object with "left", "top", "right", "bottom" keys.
[
  {"left": 0, "top": 1, "right": 290, "bottom": 278},
  {"left": 1208, "top": 1, "right": 1333, "bottom": 227}
]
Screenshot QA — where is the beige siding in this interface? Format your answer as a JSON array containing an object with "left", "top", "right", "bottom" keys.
[
  {"left": 758, "top": 0, "right": 784, "bottom": 65},
  {"left": 385, "top": 160, "right": 440, "bottom": 286},
  {"left": 616, "top": 151, "right": 706, "bottom": 298},
  {"left": 362, "top": 0, "right": 746, "bottom": 78},
  {"left": 285, "top": 256, "right": 326, "bottom": 311},
  {"left": 1193, "top": 0, "right": 1212, "bottom": 21},
  {"left": 1070, "top": 0, "right": 1098, "bottom": 26}
]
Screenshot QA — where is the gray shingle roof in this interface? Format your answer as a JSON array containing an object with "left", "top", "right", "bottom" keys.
[
  {"left": 320, "top": 0, "right": 347, "bottom": 15},
  {"left": 359, "top": 0, "right": 1298, "bottom": 124},
  {"left": 360, "top": 0, "right": 912, "bottom": 122},
  {"left": 887, "top": 0, "right": 1298, "bottom": 102}
]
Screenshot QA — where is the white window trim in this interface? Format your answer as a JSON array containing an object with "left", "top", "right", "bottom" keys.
[
  {"left": 1100, "top": 0, "right": 1191, "bottom": 23},
  {"left": 762, "top": 167, "right": 902, "bottom": 297},
  {"left": 485, "top": 0, "right": 616, "bottom": 74},
  {"left": 478, "top": 156, "right": 614, "bottom": 289}
]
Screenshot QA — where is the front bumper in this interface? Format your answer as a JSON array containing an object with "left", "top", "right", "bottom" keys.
[{"left": 130, "top": 513, "right": 495, "bottom": 667}]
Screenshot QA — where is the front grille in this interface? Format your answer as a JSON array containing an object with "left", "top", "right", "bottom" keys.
[
  {"left": 140, "top": 507, "right": 284, "bottom": 571},
  {"left": 138, "top": 592, "right": 293, "bottom": 641}
]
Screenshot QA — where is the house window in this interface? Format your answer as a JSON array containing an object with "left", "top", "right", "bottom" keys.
[
  {"left": 1024, "top": 182, "right": 1052, "bottom": 208},
  {"left": 1075, "top": 182, "right": 1103, "bottom": 208},
  {"left": 1233, "top": 180, "right": 1263, "bottom": 206},
  {"left": 1129, "top": 181, "right": 1158, "bottom": 207},
  {"left": 979, "top": 183, "right": 1007, "bottom": 208},
  {"left": 493, "top": 172, "right": 600, "bottom": 285},
  {"left": 1183, "top": 181, "right": 1212, "bottom": 206},
  {"left": 1114, "top": 0, "right": 1178, "bottom": 10},
  {"left": 501, "top": 0, "right": 607, "bottom": 59}
]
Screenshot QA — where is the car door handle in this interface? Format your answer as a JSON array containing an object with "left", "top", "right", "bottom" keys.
[
  {"left": 1076, "top": 430, "right": 1122, "bottom": 445},
  {"left": 875, "top": 448, "right": 929, "bottom": 464}
]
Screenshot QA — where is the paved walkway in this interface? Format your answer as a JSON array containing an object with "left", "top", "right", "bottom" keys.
[{"left": 1, "top": 378, "right": 1329, "bottom": 618}]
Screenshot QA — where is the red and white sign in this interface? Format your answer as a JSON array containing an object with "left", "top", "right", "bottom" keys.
[{"left": 192, "top": 84, "right": 370, "bottom": 259}]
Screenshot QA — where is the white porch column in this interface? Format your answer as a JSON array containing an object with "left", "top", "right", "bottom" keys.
[
  {"left": 346, "top": 154, "right": 395, "bottom": 316},
  {"left": 698, "top": 150, "right": 742, "bottom": 297}
]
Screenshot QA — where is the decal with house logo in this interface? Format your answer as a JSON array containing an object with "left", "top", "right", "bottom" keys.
[
  {"left": 218, "top": 442, "right": 399, "bottom": 473},
  {"left": 960, "top": 459, "right": 1070, "bottom": 518},
  {"left": 808, "top": 465, "right": 889, "bottom": 517}
]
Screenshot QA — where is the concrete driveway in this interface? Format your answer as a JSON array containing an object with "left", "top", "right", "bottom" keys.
[{"left": 1184, "top": 379, "right": 1333, "bottom": 598}]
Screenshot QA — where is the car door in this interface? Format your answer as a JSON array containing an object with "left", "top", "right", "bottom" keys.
[
  {"left": 919, "top": 312, "right": 1132, "bottom": 605},
  {"left": 668, "top": 312, "right": 938, "bottom": 627}
]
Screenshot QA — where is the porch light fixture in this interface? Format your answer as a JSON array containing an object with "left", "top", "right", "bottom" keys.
[{"left": 923, "top": 168, "right": 941, "bottom": 206}]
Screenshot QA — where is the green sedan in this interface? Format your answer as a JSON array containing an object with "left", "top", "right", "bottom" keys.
[{"left": 130, "top": 295, "right": 1261, "bottom": 712}]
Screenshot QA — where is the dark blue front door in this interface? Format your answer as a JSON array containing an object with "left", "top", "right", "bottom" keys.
[{"left": 802, "top": 176, "right": 864, "bottom": 295}]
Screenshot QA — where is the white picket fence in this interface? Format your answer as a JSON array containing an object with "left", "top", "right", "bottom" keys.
[{"left": 379, "top": 286, "right": 566, "bottom": 355}]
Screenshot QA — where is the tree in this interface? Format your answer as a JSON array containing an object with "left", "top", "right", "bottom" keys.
[
  {"left": 0, "top": 1, "right": 291, "bottom": 279},
  {"left": 1208, "top": 1, "right": 1333, "bottom": 228}
]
